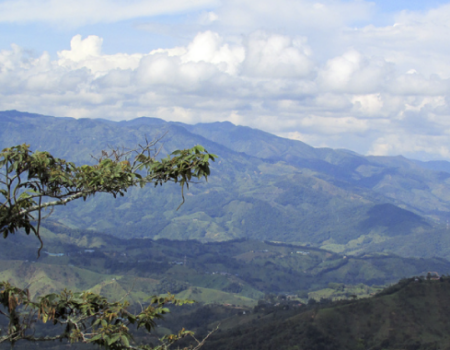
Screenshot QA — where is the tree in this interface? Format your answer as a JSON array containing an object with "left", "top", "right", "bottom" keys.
[
  {"left": 0, "top": 142, "right": 217, "bottom": 349},
  {"left": 0, "top": 142, "right": 216, "bottom": 254}
]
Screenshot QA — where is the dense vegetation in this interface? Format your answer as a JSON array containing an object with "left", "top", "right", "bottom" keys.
[
  {"left": 203, "top": 277, "right": 450, "bottom": 350},
  {"left": 2, "top": 222, "right": 450, "bottom": 307},
  {"left": 3, "top": 110, "right": 450, "bottom": 259},
  {"left": 4, "top": 224, "right": 450, "bottom": 350},
  {"left": 4, "top": 110, "right": 450, "bottom": 349},
  {"left": 0, "top": 142, "right": 216, "bottom": 349}
]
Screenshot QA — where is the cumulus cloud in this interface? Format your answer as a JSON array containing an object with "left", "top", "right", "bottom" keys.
[
  {"left": 318, "top": 50, "right": 395, "bottom": 94},
  {"left": 4, "top": 1, "right": 450, "bottom": 160},
  {"left": 241, "top": 32, "right": 313, "bottom": 79},
  {"left": 181, "top": 31, "right": 245, "bottom": 75},
  {"left": 343, "top": 4, "right": 450, "bottom": 78},
  {"left": 58, "top": 35, "right": 143, "bottom": 75}
]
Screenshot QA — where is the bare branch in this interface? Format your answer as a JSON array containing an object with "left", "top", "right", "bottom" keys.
[
  {"left": 10, "top": 192, "right": 85, "bottom": 221},
  {"left": 190, "top": 325, "right": 219, "bottom": 350}
]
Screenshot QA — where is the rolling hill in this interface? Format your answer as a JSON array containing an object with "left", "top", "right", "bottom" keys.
[
  {"left": 3, "top": 223, "right": 450, "bottom": 305},
  {"left": 3, "top": 110, "right": 450, "bottom": 259},
  {"left": 203, "top": 277, "right": 450, "bottom": 350}
]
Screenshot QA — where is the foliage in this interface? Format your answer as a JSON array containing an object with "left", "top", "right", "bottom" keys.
[
  {"left": 5, "top": 111, "right": 450, "bottom": 260},
  {"left": 0, "top": 143, "right": 216, "bottom": 253},
  {"left": 202, "top": 277, "right": 450, "bottom": 350},
  {"left": 0, "top": 141, "right": 217, "bottom": 349},
  {"left": 3, "top": 229, "right": 450, "bottom": 313},
  {"left": 0, "top": 281, "right": 203, "bottom": 349}
]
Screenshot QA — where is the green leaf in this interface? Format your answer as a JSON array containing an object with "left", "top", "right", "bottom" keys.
[
  {"left": 121, "top": 335, "right": 130, "bottom": 347},
  {"left": 90, "top": 334, "right": 103, "bottom": 342}
]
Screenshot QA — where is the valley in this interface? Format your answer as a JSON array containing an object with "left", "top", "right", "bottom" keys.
[
  {"left": 3, "top": 111, "right": 450, "bottom": 259},
  {"left": 3, "top": 110, "right": 450, "bottom": 349},
  {"left": 3, "top": 222, "right": 450, "bottom": 308}
]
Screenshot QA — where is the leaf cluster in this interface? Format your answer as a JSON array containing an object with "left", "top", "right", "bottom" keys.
[
  {"left": 0, "top": 281, "right": 198, "bottom": 349},
  {"left": 0, "top": 143, "right": 216, "bottom": 251},
  {"left": 0, "top": 141, "right": 218, "bottom": 349}
]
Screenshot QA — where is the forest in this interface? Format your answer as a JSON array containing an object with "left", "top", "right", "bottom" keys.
[{"left": 3, "top": 111, "right": 450, "bottom": 349}]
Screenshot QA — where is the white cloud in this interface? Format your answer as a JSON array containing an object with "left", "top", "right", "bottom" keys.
[
  {"left": 181, "top": 31, "right": 245, "bottom": 75},
  {"left": 369, "top": 134, "right": 450, "bottom": 159},
  {"left": 198, "top": 11, "right": 219, "bottom": 25},
  {"left": 300, "top": 115, "right": 369, "bottom": 134},
  {"left": 241, "top": 32, "right": 313, "bottom": 79},
  {"left": 5, "top": 0, "right": 450, "bottom": 160},
  {"left": 388, "top": 72, "right": 449, "bottom": 95},
  {"left": 214, "top": 0, "right": 373, "bottom": 34},
  {"left": 58, "top": 35, "right": 142, "bottom": 75},
  {"left": 318, "top": 50, "right": 394, "bottom": 93},
  {"left": 342, "top": 4, "right": 450, "bottom": 78},
  {"left": 351, "top": 94, "right": 384, "bottom": 116}
]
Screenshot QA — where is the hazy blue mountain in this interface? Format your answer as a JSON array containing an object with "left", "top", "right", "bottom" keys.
[
  {"left": 413, "top": 159, "right": 450, "bottom": 173},
  {"left": 3, "top": 110, "right": 450, "bottom": 259}
]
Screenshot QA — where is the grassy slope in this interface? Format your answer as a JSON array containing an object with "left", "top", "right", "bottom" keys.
[{"left": 3, "top": 225, "right": 450, "bottom": 310}]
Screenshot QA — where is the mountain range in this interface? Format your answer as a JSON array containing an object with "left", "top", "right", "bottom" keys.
[{"left": 2, "top": 110, "right": 450, "bottom": 259}]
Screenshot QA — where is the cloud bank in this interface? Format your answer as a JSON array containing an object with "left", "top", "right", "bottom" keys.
[{"left": 2, "top": 0, "right": 450, "bottom": 160}]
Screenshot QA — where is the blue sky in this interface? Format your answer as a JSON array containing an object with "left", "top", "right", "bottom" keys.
[
  {"left": 374, "top": 0, "right": 447, "bottom": 12},
  {"left": 2, "top": 1, "right": 449, "bottom": 55},
  {"left": 1, "top": 0, "right": 450, "bottom": 160}
]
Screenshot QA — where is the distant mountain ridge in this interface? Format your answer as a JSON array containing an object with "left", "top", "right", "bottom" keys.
[{"left": 3, "top": 110, "right": 450, "bottom": 259}]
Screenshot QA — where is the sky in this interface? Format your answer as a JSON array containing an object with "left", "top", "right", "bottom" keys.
[{"left": 1, "top": 0, "right": 450, "bottom": 160}]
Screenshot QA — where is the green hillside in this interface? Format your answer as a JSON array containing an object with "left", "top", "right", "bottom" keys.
[
  {"left": 203, "top": 277, "right": 450, "bottom": 350},
  {"left": 3, "top": 110, "right": 450, "bottom": 259},
  {"left": 3, "top": 224, "right": 450, "bottom": 307}
]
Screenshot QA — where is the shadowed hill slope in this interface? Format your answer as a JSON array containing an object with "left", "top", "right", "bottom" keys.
[{"left": 204, "top": 277, "right": 450, "bottom": 350}]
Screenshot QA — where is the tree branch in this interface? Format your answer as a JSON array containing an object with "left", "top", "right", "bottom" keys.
[{"left": 9, "top": 192, "right": 85, "bottom": 221}]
